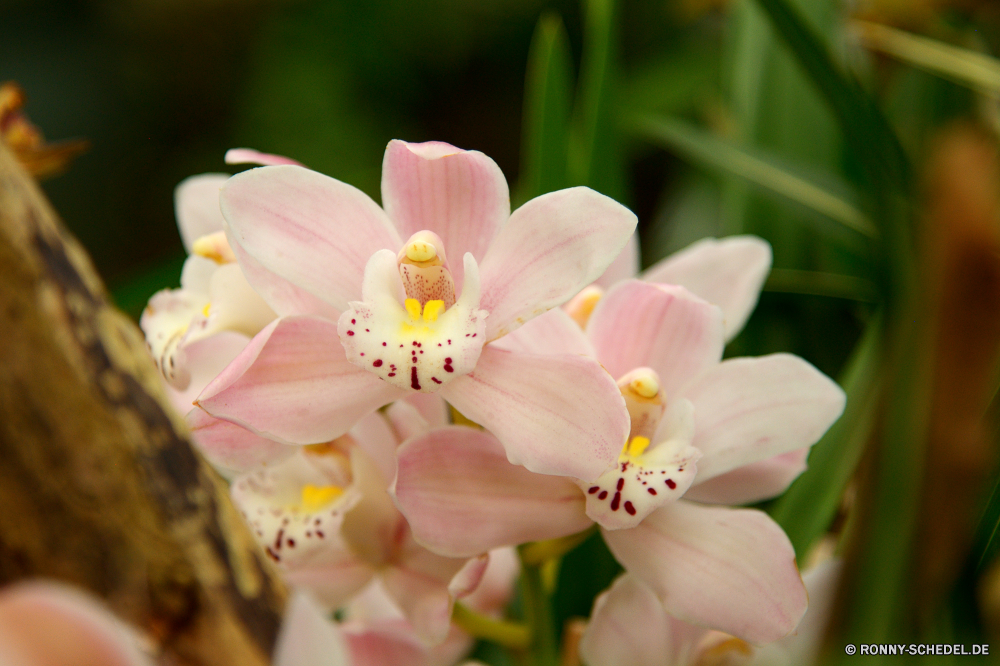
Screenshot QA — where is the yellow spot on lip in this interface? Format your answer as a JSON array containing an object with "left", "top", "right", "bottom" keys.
[
  {"left": 623, "top": 435, "right": 651, "bottom": 459},
  {"left": 405, "top": 240, "right": 437, "bottom": 263},
  {"left": 422, "top": 299, "right": 445, "bottom": 322},
  {"left": 191, "top": 231, "right": 236, "bottom": 264},
  {"left": 301, "top": 484, "right": 343, "bottom": 511},
  {"left": 202, "top": 303, "right": 211, "bottom": 317},
  {"left": 405, "top": 298, "right": 422, "bottom": 320}
]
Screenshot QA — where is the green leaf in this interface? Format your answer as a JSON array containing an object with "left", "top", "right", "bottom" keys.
[
  {"left": 630, "top": 114, "right": 876, "bottom": 238},
  {"left": 568, "top": 0, "right": 624, "bottom": 200},
  {"left": 516, "top": 12, "right": 573, "bottom": 206},
  {"left": 768, "top": 314, "right": 882, "bottom": 557}
]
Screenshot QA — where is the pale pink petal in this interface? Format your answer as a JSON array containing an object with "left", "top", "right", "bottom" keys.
[
  {"left": 186, "top": 408, "right": 295, "bottom": 475},
  {"left": 197, "top": 316, "right": 405, "bottom": 445},
  {"left": 602, "top": 501, "right": 807, "bottom": 644},
  {"left": 166, "top": 331, "right": 250, "bottom": 414},
  {"left": 348, "top": 411, "right": 401, "bottom": 490},
  {"left": 464, "top": 548, "right": 519, "bottom": 615},
  {"left": 684, "top": 448, "right": 810, "bottom": 505},
  {"left": 681, "top": 354, "right": 845, "bottom": 484},
  {"left": 220, "top": 165, "right": 402, "bottom": 312},
  {"left": 341, "top": 446, "right": 408, "bottom": 566},
  {"left": 580, "top": 574, "right": 706, "bottom": 666},
  {"left": 386, "top": 400, "right": 433, "bottom": 443},
  {"left": 273, "top": 592, "right": 352, "bottom": 666},
  {"left": 586, "top": 281, "right": 725, "bottom": 397},
  {"left": 381, "top": 140, "right": 509, "bottom": 290},
  {"left": 441, "top": 345, "right": 628, "bottom": 480},
  {"left": 175, "top": 173, "right": 228, "bottom": 252},
  {"left": 478, "top": 187, "right": 637, "bottom": 340},
  {"left": 286, "top": 561, "right": 378, "bottom": 610},
  {"left": 392, "top": 426, "right": 591, "bottom": 557},
  {"left": 642, "top": 236, "right": 772, "bottom": 341},
  {"left": 381, "top": 544, "right": 483, "bottom": 645},
  {"left": 489, "top": 307, "right": 595, "bottom": 357},
  {"left": 0, "top": 582, "right": 151, "bottom": 666},
  {"left": 225, "top": 148, "right": 303, "bottom": 167},
  {"left": 404, "top": 393, "right": 450, "bottom": 429},
  {"left": 344, "top": 623, "right": 430, "bottom": 666},
  {"left": 594, "top": 231, "right": 640, "bottom": 289},
  {"left": 227, "top": 231, "right": 342, "bottom": 320}
]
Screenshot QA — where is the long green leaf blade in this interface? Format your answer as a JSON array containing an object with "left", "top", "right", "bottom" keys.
[
  {"left": 517, "top": 12, "right": 573, "bottom": 205},
  {"left": 631, "top": 114, "right": 876, "bottom": 238}
]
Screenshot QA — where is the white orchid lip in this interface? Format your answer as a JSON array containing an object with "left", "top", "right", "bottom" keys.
[
  {"left": 579, "top": 368, "right": 701, "bottom": 530},
  {"left": 191, "top": 230, "right": 236, "bottom": 264},
  {"left": 339, "top": 239, "right": 488, "bottom": 393}
]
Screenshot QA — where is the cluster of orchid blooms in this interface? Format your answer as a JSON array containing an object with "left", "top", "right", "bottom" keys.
[{"left": 27, "top": 139, "right": 846, "bottom": 666}]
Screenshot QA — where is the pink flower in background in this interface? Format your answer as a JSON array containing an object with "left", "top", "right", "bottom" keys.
[
  {"left": 197, "top": 140, "right": 636, "bottom": 480},
  {"left": 579, "top": 559, "right": 842, "bottom": 666},
  {"left": 392, "top": 247, "right": 846, "bottom": 643},
  {"left": 231, "top": 407, "right": 492, "bottom": 646},
  {"left": 141, "top": 150, "right": 310, "bottom": 475}
]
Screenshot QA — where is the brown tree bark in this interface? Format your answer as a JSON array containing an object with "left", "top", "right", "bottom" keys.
[{"left": 0, "top": 142, "right": 287, "bottom": 665}]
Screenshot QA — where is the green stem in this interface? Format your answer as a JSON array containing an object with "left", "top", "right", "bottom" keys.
[
  {"left": 451, "top": 602, "right": 531, "bottom": 650},
  {"left": 519, "top": 525, "right": 598, "bottom": 566},
  {"left": 519, "top": 547, "right": 560, "bottom": 666}
]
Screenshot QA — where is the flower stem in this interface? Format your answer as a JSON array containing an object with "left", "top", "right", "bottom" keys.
[
  {"left": 519, "top": 525, "right": 598, "bottom": 566},
  {"left": 451, "top": 602, "right": 532, "bottom": 650},
  {"left": 519, "top": 546, "right": 560, "bottom": 666}
]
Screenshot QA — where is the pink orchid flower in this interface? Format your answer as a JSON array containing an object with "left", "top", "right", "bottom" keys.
[
  {"left": 0, "top": 582, "right": 151, "bottom": 666},
  {"left": 231, "top": 407, "right": 489, "bottom": 646},
  {"left": 341, "top": 548, "right": 519, "bottom": 666},
  {"left": 580, "top": 558, "right": 842, "bottom": 666},
  {"left": 392, "top": 274, "right": 845, "bottom": 643},
  {"left": 196, "top": 140, "right": 637, "bottom": 480}
]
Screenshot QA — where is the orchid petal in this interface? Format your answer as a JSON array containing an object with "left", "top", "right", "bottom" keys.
[
  {"left": 681, "top": 354, "right": 845, "bottom": 484},
  {"left": 205, "top": 263, "right": 277, "bottom": 337},
  {"left": 175, "top": 174, "right": 228, "bottom": 252},
  {"left": 0, "top": 582, "right": 151, "bottom": 666},
  {"left": 441, "top": 345, "right": 628, "bottom": 480},
  {"left": 343, "top": 624, "right": 430, "bottom": 666},
  {"left": 642, "top": 236, "right": 772, "bottom": 341},
  {"left": 226, "top": 231, "right": 342, "bottom": 320},
  {"left": 587, "top": 281, "right": 725, "bottom": 398},
  {"left": 464, "top": 548, "right": 520, "bottom": 614},
  {"left": 490, "top": 307, "right": 595, "bottom": 357},
  {"left": 580, "top": 574, "right": 706, "bottom": 666},
  {"left": 392, "top": 426, "right": 591, "bottom": 557},
  {"left": 220, "top": 165, "right": 402, "bottom": 311},
  {"left": 198, "top": 316, "right": 405, "bottom": 445},
  {"left": 165, "top": 331, "right": 249, "bottom": 414},
  {"left": 225, "top": 148, "right": 302, "bottom": 167},
  {"left": 594, "top": 231, "right": 640, "bottom": 289},
  {"left": 381, "top": 542, "right": 485, "bottom": 645},
  {"left": 602, "top": 501, "right": 806, "bottom": 644},
  {"left": 231, "top": 449, "right": 360, "bottom": 570},
  {"left": 186, "top": 408, "right": 295, "bottom": 475},
  {"left": 338, "top": 251, "right": 487, "bottom": 393},
  {"left": 273, "top": 592, "right": 352, "bottom": 666},
  {"left": 684, "top": 448, "right": 810, "bottom": 505},
  {"left": 348, "top": 411, "right": 400, "bottom": 490},
  {"left": 382, "top": 140, "right": 509, "bottom": 290},
  {"left": 386, "top": 400, "right": 433, "bottom": 443},
  {"left": 479, "top": 187, "right": 637, "bottom": 340},
  {"left": 581, "top": 399, "right": 701, "bottom": 530},
  {"left": 403, "top": 393, "right": 450, "bottom": 429}
]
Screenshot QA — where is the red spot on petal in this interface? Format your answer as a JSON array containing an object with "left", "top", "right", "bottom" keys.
[
  {"left": 431, "top": 377, "right": 442, "bottom": 384},
  {"left": 382, "top": 342, "right": 387, "bottom": 346},
  {"left": 588, "top": 486, "right": 599, "bottom": 494},
  {"left": 373, "top": 359, "right": 383, "bottom": 367},
  {"left": 347, "top": 330, "right": 354, "bottom": 336},
  {"left": 616, "top": 478, "right": 624, "bottom": 491},
  {"left": 388, "top": 372, "right": 395, "bottom": 377},
  {"left": 598, "top": 490, "right": 608, "bottom": 500},
  {"left": 410, "top": 367, "right": 421, "bottom": 390},
  {"left": 287, "top": 538, "right": 296, "bottom": 548},
  {"left": 666, "top": 479, "right": 676, "bottom": 489},
  {"left": 648, "top": 488, "right": 657, "bottom": 495},
  {"left": 351, "top": 319, "right": 356, "bottom": 324},
  {"left": 624, "top": 501, "right": 636, "bottom": 516},
  {"left": 610, "top": 492, "right": 621, "bottom": 511},
  {"left": 316, "top": 531, "right": 325, "bottom": 538}
]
